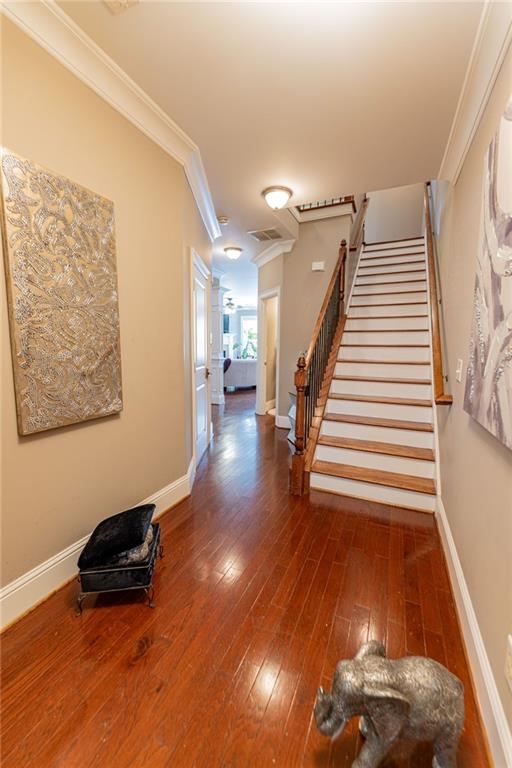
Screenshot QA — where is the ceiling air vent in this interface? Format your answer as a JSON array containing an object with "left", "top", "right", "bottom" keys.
[{"left": 247, "top": 228, "right": 282, "bottom": 243}]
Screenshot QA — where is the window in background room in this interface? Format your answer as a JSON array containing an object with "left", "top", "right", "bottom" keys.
[{"left": 237, "top": 315, "right": 257, "bottom": 359}]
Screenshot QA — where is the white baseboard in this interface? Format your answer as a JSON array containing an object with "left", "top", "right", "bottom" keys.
[
  {"left": 436, "top": 497, "right": 512, "bottom": 767},
  {"left": 265, "top": 398, "right": 276, "bottom": 411},
  {"left": 275, "top": 414, "right": 291, "bottom": 429},
  {"left": 0, "top": 458, "right": 195, "bottom": 631}
]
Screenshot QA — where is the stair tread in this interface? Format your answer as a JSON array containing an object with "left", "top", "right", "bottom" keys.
[
  {"left": 338, "top": 358, "right": 430, "bottom": 365},
  {"left": 333, "top": 374, "right": 430, "bottom": 384},
  {"left": 317, "top": 435, "right": 435, "bottom": 461},
  {"left": 355, "top": 279, "right": 426, "bottom": 286},
  {"left": 344, "top": 328, "right": 428, "bottom": 333},
  {"left": 347, "top": 315, "right": 427, "bottom": 319},
  {"left": 359, "top": 261, "right": 426, "bottom": 271},
  {"left": 311, "top": 460, "right": 436, "bottom": 495},
  {"left": 353, "top": 301, "right": 428, "bottom": 307},
  {"left": 341, "top": 343, "right": 430, "bottom": 348},
  {"left": 323, "top": 412, "right": 434, "bottom": 432},
  {"left": 365, "top": 236, "right": 424, "bottom": 246},
  {"left": 328, "top": 393, "right": 432, "bottom": 407},
  {"left": 354, "top": 290, "right": 427, "bottom": 297}
]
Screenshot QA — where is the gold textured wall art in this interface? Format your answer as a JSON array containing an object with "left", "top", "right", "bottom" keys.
[{"left": 1, "top": 148, "right": 123, "bottom": 435}]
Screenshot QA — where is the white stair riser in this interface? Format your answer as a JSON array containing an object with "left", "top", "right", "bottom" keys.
[
  {"left": 310, "top": 473, "right": 435, "bottom": 512},
  {"left": 348, "top": 304, "right": 428, "bottom": 318},
  {"left": 364, "top": 238, "right": 424, "bottom": 251},
  {"left": 343, "top": 330, "right": 429, "bottom": 346},
  {"left": 315, "top": 445, "right": 435, "bottom": 479},
  {"left": 353, "top": 282, "right": 427, "bottom": 295},
  {"left": 345, "top": 317, "right": 429, "bottom": 330},
  {"left": 363, "top": 245, "right": 425, "bottom": 257},
  {"left": 327, "top": 397, "right": 432, "bottom": 423},
  {"left": 331, "top": 379, "right": 432, "bottom": 399},
  {"left": 356, "top": 271, "right": 426, "bottom": 285},
  {"left": 361, "top": 253, "right": 426, "bottom": 267},
  {"left": 320, "top": 420, "right": 434, "bottom": 448},
  {"left": 351, "top": 292, "right": 428, "bottom": 305},
  {"left": 336, "top": 361, "right": 431, "bottom": 379},
  {"left": 358, "top": 262, "right": 426, "bottom": 276},
  {"left": 340, "top": 345, "right": 430, "bottom": 362}
]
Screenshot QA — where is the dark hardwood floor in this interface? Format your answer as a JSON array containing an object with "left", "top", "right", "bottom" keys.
[{"left": 1, "top": 391, "right": 489, "bottom": 767}]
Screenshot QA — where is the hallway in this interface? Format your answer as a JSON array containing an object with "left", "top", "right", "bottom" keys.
[{"left": 1, "top": 391, "right": 489, "bottom": 767}]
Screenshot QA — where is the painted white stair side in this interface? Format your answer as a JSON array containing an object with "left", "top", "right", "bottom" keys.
[
  {"left": 336, "top": 361, "right": 431, "bottom": 379},
  {"left": 351, "top": 293, "right": 428, "bottom": 306},
  {"left": 331, "top": 378, "right": 432, "bottom": 399},
  {"left": 345, "top": 316, "right": 429, "bottom": 330},
  {"left": 310, "top": 472, "right": 436, "bottom": 512},
  {"left": 315, "top": 444, "right": 435, "bottom": 479},
  {"left": 339, "top": 345, "right": 430, "bottom": 362},
  {"left": 320, "top": 418, "right": 435, "bottom": 449},
  {"left": 364, "top": 238, "right": 424, "bottom": 251},
  {"left": 361, "top": 253, "right": 426, "bottom": 267},
  {"left": 310, "top": 234, "right": 437, "bottom": 512},
  {"left": 348, "top": 304, "right": 428, "bottom": 318}
]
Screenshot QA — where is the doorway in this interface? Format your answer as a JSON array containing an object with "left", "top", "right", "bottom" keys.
[
  {"left": 191, "top": 249, "right": 211, "bottom": 464},
  {"left": 256, "top": 289, "right": 280, "bottom": 417}
]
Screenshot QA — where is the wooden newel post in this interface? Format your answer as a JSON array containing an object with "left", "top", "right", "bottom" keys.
[
  {"left": 339, "top": 239, "right": 347, "bottom": 317},
  {"left": 290, "top": 354, "right": 307, "bottom": 495}
]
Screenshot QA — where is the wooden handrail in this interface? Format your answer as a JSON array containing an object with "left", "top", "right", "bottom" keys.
[
  {"left": 290, "top": 239, "right": 348, "bottom": 495},
  {"left": 424, "top": 183, "right": 452, "bottom": 406},
  {"left": 305, "top": 240, "right": 347, "bottom": 368},
  {"left": 350, "top": 194, "right": 369, "bottom": 252}
]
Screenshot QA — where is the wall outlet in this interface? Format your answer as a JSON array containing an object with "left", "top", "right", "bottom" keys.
[
  {"left": 312, "top": 261, "right": 325, "bottom": 272},
  {"left": 455, "top": 358, "right": 464, "bottom": 383},
  {"left": 505, "top": 635, "right": 512, "bottom": 694}
]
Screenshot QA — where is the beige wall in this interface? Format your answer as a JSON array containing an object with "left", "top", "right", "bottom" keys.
[
  {"left": 272, "top": 216, "right": 351, "bottom": 418},
  {"left": 365, "top": 183, "right": 424, "bottom": 243},
  {"left": 433, "top": 46, "right": 512, "bottom": 726},
  {"left": 1, "top": 21, "right": 211, "bottom": 585},
  {"left": 265, "top": 296, "right": 278, "bottom": 403}
]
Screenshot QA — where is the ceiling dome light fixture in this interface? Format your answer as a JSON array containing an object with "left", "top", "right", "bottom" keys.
[
  {"left": 217, "top": 215, "right": 230, "bottom": 226},
  {"left": 224, "top": 246, "right": 242, "bottom": 260},
  {"left": 262, "top": 186, "right": 293, "bottom": 210}
]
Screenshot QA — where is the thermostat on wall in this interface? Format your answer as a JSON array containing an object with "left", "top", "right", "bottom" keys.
[{"left": 312, "top": 261, "right": 325, "bottom": 272}]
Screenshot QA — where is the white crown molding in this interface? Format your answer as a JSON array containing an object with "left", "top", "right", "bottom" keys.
[
  {"left": 438, "top": 0, "right": 512, "bottom": 185},
  {"left": 0, "top": 458, "right": 196, "bottom": 630},
  {"left": 436, "top": 497, "right": 512, "bottom": 767},
  {"left": 251, "top": 238, "right": 295, "bottom": 269},
  {"left": 1, "top": 0, "right": 221, "bottom": 241}
]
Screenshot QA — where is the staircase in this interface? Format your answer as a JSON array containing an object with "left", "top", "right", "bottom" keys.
[{"left": 309, "top": 236, "right": 437, "bottom": 512}]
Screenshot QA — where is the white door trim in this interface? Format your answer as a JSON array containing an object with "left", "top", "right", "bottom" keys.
[
  {"left": 256, "top": 288, "right": 281, "bottom": 420},
  {"left": 190, "top": 248, "right": 212, "bottom": 471}
]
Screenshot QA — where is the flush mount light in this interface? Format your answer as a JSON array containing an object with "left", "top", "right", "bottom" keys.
[
  {"left": 217, "top": 215, "right": 230, "bottom": 226},
  {"left": 262, "top": 186, "right": 293, "bottom": 210},
  {"left": 224, "top": 247, "right": 242, "bottom": 260}
]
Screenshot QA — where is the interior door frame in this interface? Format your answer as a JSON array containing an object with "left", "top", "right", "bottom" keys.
[
  {"left": 256, "top": 287, "right": 281, "bottom": 419},
  {"left": 190, "top": 248, "right": 212, "bottom": 471}
]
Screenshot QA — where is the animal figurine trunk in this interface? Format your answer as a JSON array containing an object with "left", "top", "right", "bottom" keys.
[{"left": 314, "top": 640, "right": 464, "bottom": 768}]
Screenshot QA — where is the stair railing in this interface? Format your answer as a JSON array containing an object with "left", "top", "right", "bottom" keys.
[
  {"left": 424, "top": 182, "right": 453, "bottom": 405},
  {"left": 290, "top": 239, "right": 347, "bottom": 495}
]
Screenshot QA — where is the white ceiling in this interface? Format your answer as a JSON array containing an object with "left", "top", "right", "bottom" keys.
[{"left": 59, "top": 0, "right": 483, "bottom": 306}]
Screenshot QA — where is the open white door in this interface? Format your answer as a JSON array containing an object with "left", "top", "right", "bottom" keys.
[{"left": 192, "top": 251, "right": 211, "bottom": 462}]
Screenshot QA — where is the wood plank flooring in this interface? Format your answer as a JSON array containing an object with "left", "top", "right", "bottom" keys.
[{"left": 0, "top": 391, "right": 489, "bottom": 767}]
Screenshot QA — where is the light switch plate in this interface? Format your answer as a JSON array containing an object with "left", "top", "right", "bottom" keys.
[
  {"left": 505, "top": 635, "right": 512, "bottom": 693},
  {"left": 312, "top": 261, "right": 325, "bottom": 272},
  {"left": 455, "top": 358, "right": 463, "bottom": 383}
]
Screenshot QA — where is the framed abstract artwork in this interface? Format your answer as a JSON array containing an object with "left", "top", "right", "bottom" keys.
[
  {"left": 463, "top": 97, "right": 512, "bottom": 450},
  {"left": 1, "top": 148, "right": 123, "bottom": 435}
]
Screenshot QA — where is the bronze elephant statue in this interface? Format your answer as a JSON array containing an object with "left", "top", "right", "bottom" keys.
[{"left": 314, "top": 640, "right": 464, "bottom": 767}]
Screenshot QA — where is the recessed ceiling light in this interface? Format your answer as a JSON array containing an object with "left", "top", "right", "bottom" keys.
[
  {"left": 262, "top": 186, "right": 293, "bottom": 210},
  {"left": 217, "top": 215, "right": 230, "bottom": 226},
  {"left": 224, "top": 247, "right": 242, "bottom": 260}
]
